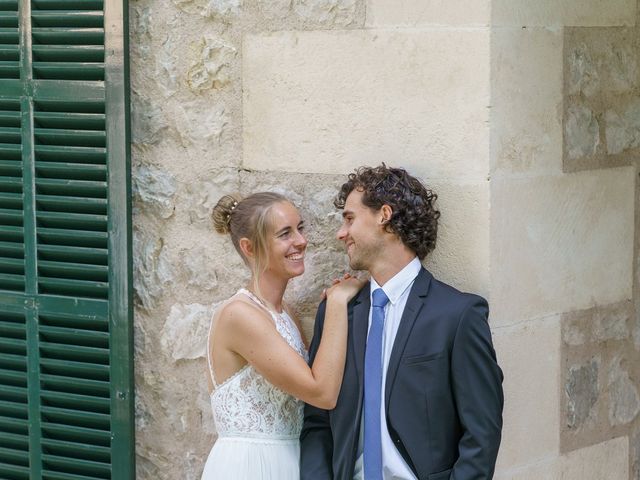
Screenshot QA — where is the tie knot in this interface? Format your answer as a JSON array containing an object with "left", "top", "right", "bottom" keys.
[{"left": 372, "top": 288, "right": 389, "bottom": 308}]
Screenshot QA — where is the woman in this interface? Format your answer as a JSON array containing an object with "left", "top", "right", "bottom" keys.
[{"left": 202, "top": 192, "right": 364, "bottom": 479}]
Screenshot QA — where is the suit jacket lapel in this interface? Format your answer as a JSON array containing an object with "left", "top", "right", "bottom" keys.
[
  {"left": 351, "top": 282, "right": 371, "bottom": 395},
  {"left": 385, "top": 268, "right": 433, "bottom": 406}
]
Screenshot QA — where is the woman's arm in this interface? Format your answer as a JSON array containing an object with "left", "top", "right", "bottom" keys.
[{"left": 219, "top": 277, "right": 363, "bottom": 409}]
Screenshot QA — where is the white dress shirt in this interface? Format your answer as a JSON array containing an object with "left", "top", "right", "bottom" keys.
[{"left": 353, "top": 257, "right": 422, "bottom": 480}]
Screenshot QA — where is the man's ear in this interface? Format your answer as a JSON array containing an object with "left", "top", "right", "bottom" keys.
[
  {"left": 239, "top": 237, "right": 254, "bottom": 259},
  {"left": 380, "top": 204, "right": 393, "bottom": 224}
]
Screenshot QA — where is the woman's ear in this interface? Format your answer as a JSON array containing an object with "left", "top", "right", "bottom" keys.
[{"left": 239, "top": 237, "right": 254, "bottom": 259}]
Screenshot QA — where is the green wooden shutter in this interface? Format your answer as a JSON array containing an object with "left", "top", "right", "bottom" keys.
[{"left": 0, "top": 0, "right": 133, "bottom": 479}]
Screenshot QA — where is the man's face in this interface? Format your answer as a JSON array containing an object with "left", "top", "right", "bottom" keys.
[{"left": 336, "top": 189, "right": 384, "bottom": 271}]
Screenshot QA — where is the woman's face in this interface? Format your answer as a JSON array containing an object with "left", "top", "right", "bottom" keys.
[{"left": 265, "top": 202, "right": 307, "bottom": 279}]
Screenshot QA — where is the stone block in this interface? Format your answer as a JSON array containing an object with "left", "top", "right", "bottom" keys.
[
  {"left": 605, "top": 97, "right": 640, "bottom": 156},
  {"left": 243, "top": 29, "right": 490, "bottom": 181},
  {"left": 424, "top": 180, "right": 489, "bottom": 298},
  {"left": 494, "top": 459, "right": 560, "bottom": 480},
  {"left": 493, "top": 318, "right": 561, "bottom": 470},
  {"left": 490, "top": 167, "right": 635, "bottom": 326},
  {"left": 492, "top": 0, "right": 636, "bottom": 27},
  {"left": 365, "top": 0, "right": 490, "bottom": 26},
  {"left": 560, "top": 436, "right": 629, "bottom": 479},
  {"left": 491, "top": 27, "right": 563, "bottom": 175},
  {"left": 160, "top": 303, "right": 218, "bottom": 361}
]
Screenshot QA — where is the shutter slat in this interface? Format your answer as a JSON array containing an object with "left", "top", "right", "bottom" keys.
[
  {"left": 32, "top": 45, "right": 103, "bottom": 63},
  {"left": 0, "top": 462, "right": 29, "bottom": 479},
  {"left": 38, "top": 245, "right": 107, "bottom": 264},
  {"left": 0, "top": 111, "right": 20, "bottom": 126},
  {"left": 36, "top": 162, "right": 106, "bottom": 181},
  {"left": 0, "top": 161, "right": 22, "bottom": 177},
  {"left": 31, "top": 11, "right": 103, "bottom": 28},
  {"left": 32, "top": 28, "right": 103, "bottom": 45},
  {"left": 0, "top": 177, "right": 22, "bottom": 192},
  {"left": 40, "top": 358, "right": 109, "bottom": 380},
  {"left": 0, "top": 273, "right": 24, "bottom": 290},
  {"left": 0, "top": 446, "right": 28, "bottom": 465},
  {"left": 41, "top": 374, "right": 109, "bottom": 397},
  {"left": 0, "top": 415, "right": 28, "bottom": 432},
  {"left": 0, "top": 384, "right": 27, "bottom": 402},
  {"left": 0, "top": 191, "right": 22, "bottom": 208},
  {"left": 41, "top": 422, "right": 109, "bottom": 446},
  {"left": 40, "top": 325, "right": 108, "bottom": 345},
  {"left": 0, "top": 352, "right": 26, "bottom": 369},
  {"left": 38, "top": 278, "right": 108, "bottom": 298},
  {"left": 40, "top": 342, "right": 108, "bottom": 363},
  {"left": 0, "top": 432, "right": 28, "bottom": 449},
  {"left": 0, "top": 126, "right": 20, "bottom": 143},
  {"left": 0, "top": 368, "right": 25, "bottom": 386},
  {"left": 0, "top": 223, "right": 24, "bottom": 242},
  {"left": 38, "top": 260, "right": 108, "bottom": 281},
  {"left": 37, "top": 211, "right": 107, "bottom": 231},
  {"left": 32, "top": 1, "right": 103, "bottom": 11},
  {"left": 37, "top": 227, "right": 106, "bottom": 248},
  {"left": 37, "top": 195, "right": 106, "bottom": 214},
  {"left": 0, "top": 320, "right": 24, "bottom": 337},
  {"left": 0, "top": 46, "right": 19, "bottom": 61},
  {"left": 40, "top": 406, "right": 110, "bottom": 430},
  {"left": 32, "top": 63, "right": 103, "bottom": 81},
  {"left": 41, "top": 390, "right": 109, "bottom": 414},
  {"left": 0, "top": 0, "right": 18, "bottom": 10},
  {"left": 0, "top": 244, "right": 24, "bottom": 259},
  {"left": 0, "top": 28, "right": 19, "bottom": 44},
  {"left": 35, "top": 178, "right": 107, "bottom": 197},
  {"left": 0, "top": 400, "right": 27, "bottom": 417},
  {"left": 42, "top": 438, "right": 109, "bottom": 460},
  {"left": 35, "top": 128, "right": 105, "bottom": 147},
  {"left": 34, "top": 111, "right": 104, "bottom": 129},
  {"left": 42, "top": 454, "right": 110, "bottom": 477},
  {"left": 34, "top": 144, "right": 106, "bottom": 163},
  {"left": 0, "top": 257, "right": 22, "bottom": 274}
]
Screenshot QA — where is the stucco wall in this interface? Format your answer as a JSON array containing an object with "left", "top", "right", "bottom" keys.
[{"left": 128, "top": 0, "right": 638, "bottom": 478}]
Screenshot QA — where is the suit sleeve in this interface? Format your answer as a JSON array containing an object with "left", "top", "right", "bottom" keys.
[
  {"left": 300, "top": 300, "right": 334, "bottom": 479},
  {"left": 450, "top": 296, "right": 504, "bottom": 480}
]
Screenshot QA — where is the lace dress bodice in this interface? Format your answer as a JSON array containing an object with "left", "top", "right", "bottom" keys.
[{"left": 208, "top": 289, "right": 308, "bottom": 440}]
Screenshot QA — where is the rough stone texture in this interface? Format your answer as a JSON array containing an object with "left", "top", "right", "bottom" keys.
[
  {"left": 294, "top": 0, "right": 357, "bottom": 26},
  {"left": 133, "top": 164, "right": 177, "bottom": 219},
  {"left": 609, "top": 356, "right": 640, "bottom": 426},
  {"left": 605, "top": 98, "right": 640, "bottom": 155},
  {"left": 187, "top": 35, "right": 237, "bottom": 92},
  {"left": 566, "top": 359, "right": 600, "bottom": 429},
  {"left": 565, "top": 103, "right": 600, "bottom": 160},
  {"left": 133, "top": 229, "right": 174, "bottom": 311},
  {"left": 161, "top": 303, "right": 218, "bottom": 361}
]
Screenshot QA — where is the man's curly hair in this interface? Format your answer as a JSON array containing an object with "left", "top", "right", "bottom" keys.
[{"left": 334, "top": 164, "right": 440, "bottom": 260}]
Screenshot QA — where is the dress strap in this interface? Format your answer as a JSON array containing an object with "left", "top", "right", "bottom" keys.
[{"left": 237, "top": 288, "right": 280, "bottom": 323}]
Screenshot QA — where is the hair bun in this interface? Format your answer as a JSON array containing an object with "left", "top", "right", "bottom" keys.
[{"left": 212, "top": 194, "right": 242, "bottom": 234}]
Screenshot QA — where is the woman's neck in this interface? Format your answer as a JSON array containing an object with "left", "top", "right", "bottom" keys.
[{"left": 248, "top": 272, "right": 288, "bottom": 313}]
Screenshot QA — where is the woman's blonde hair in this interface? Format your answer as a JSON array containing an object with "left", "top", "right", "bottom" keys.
[{"left": 212, "top": 192, "right": 290, "bottom": 287}]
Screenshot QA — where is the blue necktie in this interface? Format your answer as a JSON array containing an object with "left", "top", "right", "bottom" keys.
[{"left": 364, "top": 288, "right": 389, "bottom": 480}]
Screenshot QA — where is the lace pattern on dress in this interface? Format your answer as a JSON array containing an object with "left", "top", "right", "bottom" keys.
[{"left": 207, "top": 289, "right": 308, "bottom": 440}]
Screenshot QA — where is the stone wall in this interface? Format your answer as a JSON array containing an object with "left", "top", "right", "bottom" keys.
[{"left": 128, "top": 0, "right": 639, "bottom": 478}]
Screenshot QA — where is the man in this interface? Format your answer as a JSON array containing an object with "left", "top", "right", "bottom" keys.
[{"left": 300, "top": 165, "right": 504, "bottom": 480}]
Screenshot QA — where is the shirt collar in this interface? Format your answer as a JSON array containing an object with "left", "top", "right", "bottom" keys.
[{"left": 369, "top": 257, "right": 421, "bottom": 306}]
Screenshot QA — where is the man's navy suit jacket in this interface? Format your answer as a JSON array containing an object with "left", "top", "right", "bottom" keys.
[{"left": 300, "top": 267, "right": 504, "bottom": 480}]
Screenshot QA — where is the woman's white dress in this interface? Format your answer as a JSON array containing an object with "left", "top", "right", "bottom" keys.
[{"left": 201, "top": 289, "right": 308, "bottom": 480}]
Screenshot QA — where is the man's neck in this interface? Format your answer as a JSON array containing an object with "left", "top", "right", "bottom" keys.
[{"left": 369, "top": 247, "right": 417, "bottom": 287}]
